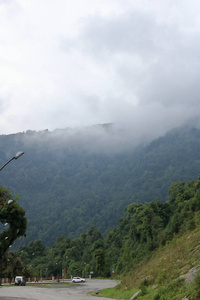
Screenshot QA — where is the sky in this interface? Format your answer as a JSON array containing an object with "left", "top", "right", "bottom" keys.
[{"left": 1, "top": 0, "right": 200, "bottom": 140}]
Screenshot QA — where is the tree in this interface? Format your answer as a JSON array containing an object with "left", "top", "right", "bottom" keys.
[
  {"left": 93, "top": 248, "right": 105, "bottom": 276},
  {"left": 0, "top": 185, "right": 27, "bottom": 281},
  {"left": 168, "top": 182, "right": 185, "bottom": 203},
  {"left": 2, "top": 252, "right": 31, "bottom": 281}
]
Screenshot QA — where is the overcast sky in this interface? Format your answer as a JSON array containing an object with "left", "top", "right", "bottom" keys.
[{"left": 1, "top": 0, "right": 200, "bottom": 139}]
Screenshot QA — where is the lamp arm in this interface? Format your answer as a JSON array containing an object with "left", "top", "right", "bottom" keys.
[{"left": 0, "top": 157, "right": 15, "bottom": 172}]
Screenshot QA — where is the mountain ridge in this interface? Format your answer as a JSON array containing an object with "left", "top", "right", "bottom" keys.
[{"left": 0, "top": 124, "right": 200, "bottom": 246}]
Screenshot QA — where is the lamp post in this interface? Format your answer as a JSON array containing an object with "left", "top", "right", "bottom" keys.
[{"left": 0, "top": 151, "right": 24, "bottom": 171}]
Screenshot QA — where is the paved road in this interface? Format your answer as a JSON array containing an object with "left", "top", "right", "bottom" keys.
[{"left": 0, "top": 279, "right": 119, "bottom": 300}]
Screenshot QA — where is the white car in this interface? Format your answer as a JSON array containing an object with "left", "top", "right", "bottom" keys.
[
  {"left": 15, "top": 276, "right": 26, "bottom": 286},
  {"left": 72, "top": 277, "right": 85, "bottom": 283}
]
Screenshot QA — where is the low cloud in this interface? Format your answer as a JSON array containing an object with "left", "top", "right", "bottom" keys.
[{"left": 0, "top": 0, "right": 200, "bottom": 140}]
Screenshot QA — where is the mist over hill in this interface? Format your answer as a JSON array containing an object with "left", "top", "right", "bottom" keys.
[{"left": 0, "top": 123, "right": 200, "bottom": 247}]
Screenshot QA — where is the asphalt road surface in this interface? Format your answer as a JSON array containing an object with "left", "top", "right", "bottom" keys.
[{"left": 0, "top": 279, "right": 119, "bottom": 300}]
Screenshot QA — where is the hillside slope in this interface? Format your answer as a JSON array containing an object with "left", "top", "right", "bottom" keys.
[
  {"left": 100, "top": 227, "right": 200, "bottom": 299},
  {"left": 1, "top": 125, "right": 200, "bottom": 246}
]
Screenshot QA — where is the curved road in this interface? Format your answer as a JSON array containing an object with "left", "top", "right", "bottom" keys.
[{"left": 0, "top": 279, "right": 119, "bottom": 300}]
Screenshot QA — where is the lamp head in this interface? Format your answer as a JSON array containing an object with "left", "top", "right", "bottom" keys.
[{"left": 15, "top": 151, "right": 24, "bottom": 159}]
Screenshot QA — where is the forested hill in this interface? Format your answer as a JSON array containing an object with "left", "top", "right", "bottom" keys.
[{"left": 0, "top": 125, "right": 200, "bottom": 246}]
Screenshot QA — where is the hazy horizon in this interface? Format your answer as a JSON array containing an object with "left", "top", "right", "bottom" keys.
[{"left": 1, "top": 1, "right": 200, "bottom": 138}]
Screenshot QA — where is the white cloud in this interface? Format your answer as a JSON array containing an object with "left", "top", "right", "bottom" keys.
[{"left": 0, "top": 0, "right": 200, "bottom": 143}]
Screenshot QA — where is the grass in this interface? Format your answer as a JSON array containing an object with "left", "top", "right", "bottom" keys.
[
  {"left": 99, "top": 227, "right": 200, "bottom": 299},
  {"left": 90, "top": 286, "right": 140, "bottom": 299}
]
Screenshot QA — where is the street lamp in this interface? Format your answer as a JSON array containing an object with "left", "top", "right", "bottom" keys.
[
  {"left": 0, "top": 151, "right": 24, "bottom": 171},
  {"left": 0, "top": 200, "right": 13, "bottom": 211}
]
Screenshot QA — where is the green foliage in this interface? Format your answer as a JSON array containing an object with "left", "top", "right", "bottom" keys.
[
  {"left": 1, "top": 126, "right": 200, "bottom": 246},
  {"left": 2, "top": 126, "right": 200, "bottom": 300},
  {"left": 168, "top": 181, "right": 185, "bottom": 203},
  {"left": 104, "top": 199, "right": 173, "bottom": 273},
  {"left": 0, "top": 186, "right": 27, "bottom": 281},
  {"left": 13, "top": 173, "right": 200, "bottom": 283},
  {"left": 96, "top": 286, "right": 139, "bottom": 300},
  {"left": 2, "top": 251, "right": 31, "bottom": 279},
  {"left": 17, "top": 226, "right": 106, "bottom": 278},
  {"left": 105, "top": 226, "right": 200, "bottom": 299},
  {"left": 0, "top": 186, "right": 27, "bottom": 257}
]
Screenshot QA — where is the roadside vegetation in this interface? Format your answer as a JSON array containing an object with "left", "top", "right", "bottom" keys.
[
  {"left": 2, "top": 173, "right": 200, "bottom": 298},
  {"left": 0, "top": 186, "right": 27, "bottom": 281},
  {"left": 100, "top": 227, "right": 200, "bottom": 299}
]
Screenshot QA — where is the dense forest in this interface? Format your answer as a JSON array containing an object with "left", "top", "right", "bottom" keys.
[
  {"left": 1, "top": 124, "right": 200, "bottom": 246},
  {"left": 2, "top": 174, "right": 200, "bottom": 298},
  {"left": 17, "top": 175, "right": 200, "bottom": 277}
]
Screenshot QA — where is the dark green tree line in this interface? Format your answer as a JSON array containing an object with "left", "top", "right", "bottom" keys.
[
  {"left": 1, "top": 126, "right": 200, "bottom": 246},
  {"left": 14, "top": 174, "right": 200, "bottom": 279}
]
